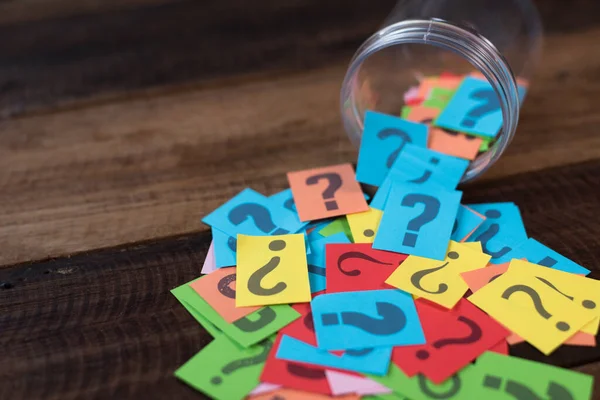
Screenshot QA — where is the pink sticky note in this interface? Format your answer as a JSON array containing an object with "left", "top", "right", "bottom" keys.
[
  {"left": 325, "top": 370, "right": 392, "bottom": 396},
  {"left": 250, "top": 383, "right": 282, "bottom": 396},
  {"left": 201, "top": 240, "right": 217, "bottom": 274}
]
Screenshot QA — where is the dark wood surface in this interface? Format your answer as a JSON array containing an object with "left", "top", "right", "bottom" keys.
[{"left": 1, "top": 0, "right": 600, "bottom": 399}]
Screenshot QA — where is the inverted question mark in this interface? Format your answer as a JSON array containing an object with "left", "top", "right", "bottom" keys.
[
  {"left": 501, "top": 285, "right": 570, "bottom": 331},
  {"left": 473, "top": 209, "right": 512, "bottom": 258},
  {"left": 233, "top": 307, "right": 277, "bottom": 332},
  {"left": 228, "top": 203, "right": 289, "bottom": 235},
  {"left": 320, "top": 301, "right": 407, "bottom": 335},
  {"left": 415, "top": 316, "right": 482, "bottom": 360},
  {"left": 409, "top": 156, "right": 440, "bottom": 185},
  {"left": 306, "top": 173, "right": 343, "bottom": 211},
  {"left": 536, "top": 277, "right": 596, "bottom": 309},
  {"left": 376, "top": 128, "right": 412, "bottom": 168},
  {"left": 210, "top": 340, "right": 272, "bottom": 385},
  {"left": 461, "top": 89, "right": 499, "bottom": 129},
  {"left": 411, "top": 251, "right": 459, "bottom": 294},
  {"left": 286, "top": 363, "right": 327, "bottom": 380},
  {"left": 247, "top": 239, "right": 288, "bottom": 296},
  {"left": 484, "top": 375, "right": 574, "bottom": 400},
  {"left": 418, "top": 374, "right": 461, "bottom": 399},
  {"left": 217, "top": 273, "right": 236, "bottom": 299},
  {"left": 401, "top": 194, "right": 441, "bottom": 247},
  {"left": 336, "top": 251, "right": 394, "bottom": 276}
]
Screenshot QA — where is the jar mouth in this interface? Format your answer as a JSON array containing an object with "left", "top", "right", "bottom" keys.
[{"left": 341, "top": 19, "right": 521, "bottom": 183}]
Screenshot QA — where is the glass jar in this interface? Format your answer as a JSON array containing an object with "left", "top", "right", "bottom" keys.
[{"left": 341, "top": 0, "right": 543, "bottom": 182}]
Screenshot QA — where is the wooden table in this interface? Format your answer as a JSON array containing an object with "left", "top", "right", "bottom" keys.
[{"left": 1, "top": 0, "right": 600, "bottom": 398}]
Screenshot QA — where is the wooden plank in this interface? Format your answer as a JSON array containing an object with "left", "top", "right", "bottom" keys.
[
  {"left": 2, "top": 157, "right": 600, "bottom": 400},
  {"left": 1, "top": 27, "right": 600, "bottom": 266}
]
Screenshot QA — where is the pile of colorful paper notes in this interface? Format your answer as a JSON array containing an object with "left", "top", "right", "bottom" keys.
[{"left": 171, "top": 74, "right": 596, "bottom": 400}]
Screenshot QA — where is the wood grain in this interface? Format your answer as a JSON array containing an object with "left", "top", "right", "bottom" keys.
[{"left": 2, "top": 158, "right": 600, "bottom": 400}]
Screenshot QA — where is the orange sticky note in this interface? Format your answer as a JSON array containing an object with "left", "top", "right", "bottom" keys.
[
  {"left": 460, "top": 262, "right": 510, "bottom": 293},
  {"left": 507, "top": 331, "right": 596, "bottom": 347},
  {"left": 287, "top": 163, "right": 369, "bottom": 222},
  {"left": 189, "top": 267, "right": 260, "bottom": 323},
  {"left": 248, "top": 389, "right": 360, "bottom": 400},
  {"left": 416, "top": 76, "right": 462, "bottom": 99},
  {"left": 406, "top": 106, "right": 482, "bottom": 161}
]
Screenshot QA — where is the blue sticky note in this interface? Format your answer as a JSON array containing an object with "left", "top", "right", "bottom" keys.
[
  {"left": 508, "top": 238, "right": 590, "bottom": 275},
  {"left": 435, "top": 76, "right": 527, "bottom": 138},
  {"left": 374, "top": 182, "right": 462, "bottom": 260},
  {"left": 307, "top": 232, "right": 351, "bottom": 292},
  {"left": 356, "top": 111, "right": 428, "bottom": 187},
  {"left": 311, "top": 289, "right": 425, "bottom": 350},
  {"left": 202, "top": 188, "right": 298, "bottom": 238},
  {"left": 276, "top": 335, "right": 392, "bottom": 376},
  {"left": 451, "top": 205, "right": 485, "bottom": 242},
  {"left": 212, "top": 228, "right": 237, "bottom": 268},
  {"left": 482, "top": 234, "right": 527, "bottom": 264},
  {"left": 467, "top": 202, "right": 528, "bottom": 259},
  {"left": 370, "top": 176, "right": 393, "bottom": 211},
  {"left": 269, "top": 189, "right": 309, "bottom": 232}
]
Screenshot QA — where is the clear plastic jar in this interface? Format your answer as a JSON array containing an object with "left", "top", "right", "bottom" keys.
[{"left": 341, "top": 0, "right": 543, "bottom": 182}]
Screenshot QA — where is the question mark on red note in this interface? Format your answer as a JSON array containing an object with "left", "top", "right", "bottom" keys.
[
  {"left": 305, "top": 173, "right": 343, "bottom": 211},
  {"left": 336, "top": 251, "right": 394, "bottom": 276},
  {"left": 415, "top": 316, "right": 482, "bottom": 360}
]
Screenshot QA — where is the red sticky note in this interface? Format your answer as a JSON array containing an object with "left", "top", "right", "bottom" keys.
[
  {"left": 489, "top": 339, "right": 509, "bottom": 355},
  {"left": 393, "top": 299, "right": 509, "bottom": 384},
  {"left": 260, "top": 335, "right": 332, "bottom": 395},
  {"left": 325, "top": 243, "right": 407, "bottom": 293},
  {"left": 280, "top": 303, "right": 318, "bottom": 347},
  {"left": 287, "top": 163, "right": 369, "bottom": 222}
]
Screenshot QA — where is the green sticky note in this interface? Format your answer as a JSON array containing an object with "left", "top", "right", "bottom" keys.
[
  {"left": 362, "top": 393, "right": 409, "bottom": 400},
  {"left": 423, "top": 87, "right": 456, "bottom": 110},
  {"left": 401, "top": 106, "right": 413, "bottom": 119},
  {"left": 175, "top": 336, "right": 272, "bottom": 400},
  {"left": 369, "top": 364, "right": 478, "bottom": 400},
  {"left": 172, "top": 281, "right": 223, "bottom": 338},
  {"left": 471, "top": 352, "right": 593, "bottom": 400},
  {"left": 319, "top": 218, "right": 353, "bottom": 242},
  {"left": 171, "top": 278, "right": 299, "bottom": 348},
  {"left": 479, "top": 138, "right": 491, "bottom": 152}
]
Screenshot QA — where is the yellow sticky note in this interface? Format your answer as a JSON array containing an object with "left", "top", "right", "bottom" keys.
[
  {"left": 346, "top": 207, "right": 383, "bottom": 244},
  {"left": 236, "top": 234, "right": 311, "bottom": 307},
  {"left": 468, "top": 261, "right": 594, "bottom": 355},
  {"left": 463, "top": 241, "right": 482, "bottom": 252},
  {"left": 508, "top": 259, "right": 600, "bottom": 335},
  {"left": 385, "top": 241, "right": 491, "bottom": 308}
]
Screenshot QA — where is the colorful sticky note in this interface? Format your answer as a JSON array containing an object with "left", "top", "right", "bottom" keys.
[
  {"left": 279, "top": 303, "right": 318, "bottom": 346},
  {"left": 356, "top": 111, "right": 428, "bottom": 187},
  {"left": 203, "top": 188, "right": 300, "bottom": 238},
  {"left": 505, "top": 238, "right": 590, "bottom": 275},
  {"left": 190, "top": 267, "right": 260, "bottom": 323},
  {"left": 460, "top": 263, "right": 510, "bottom": 293},
  {"left": 451, "top": 205, "right": 486, "bottom": 242},
  {"left": 212, "top": 228, "right": 237, "bottom": 268},
  {"left": 249, "top": 389, "right": 360, "bottom": 400},
  {"left": 288, "top": 163, "right": 369, "bottom": 222},
  {"left": 202, "top": 240, "right": 218, "bottom": 274},
  {"left": 392, "top": 299, "right": 509, "bottom": 384},
  {"left": 173, "top": 277, "right": 299, "bottom": 347},
  {"left": 374, "top": 181, "right": 462, "bottom": 260},
  {"left": 318, "top": 218, "right": 353, "bottom": 241},
  {"left": 171, "top": 282, "right": 223, "bottom": 338},
  {"left": 325, "top": 243, "right": 406, "bottom": 293},
  {"left": 236, "top": 234, "right": 311, "bottom": 306},
  {"left": 468, "top": 262, "right": 594, "bottom": 354},
  {"left": 434, "top": 76, "right": 527, "bottom": 138},
  {"left": 175, "top": 336, "right": 272, "bottom": 400},
  {"left": 311, "top": 289, "right": 425, "bottom": 350},
  {"left": 385, "top": 241, "right": 491, "bottom": 308},
  {"left": 326, "top": 370, "right": 392, "bottom": 396},
  {"left": 307, "top": 232, "right": 351, "bottom": 293},
  {"left": 260, "top": 335, "right": 332, "bottom": 395},
  {"left": 346, "top": 207, "right": 383, "bottom": 243},
  {"left": 249, "top": 383, "right": 281, "bottom": 396},
  {"left": 269, "top": 188, "right": 310, "bottom": 232},
  {"left": 470, "top": 352, "right": 593, "bottom": 400},
  {"left": 276, "top": 334, "right": 392, "bottom": 376},
  {"left": 423, "top": 87, "right": 457, "bottom": 109}
]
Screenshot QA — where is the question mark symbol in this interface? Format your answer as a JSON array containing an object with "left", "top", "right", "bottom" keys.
[
  {"left": 409, "top": 156, "right": 440, "bottom": 185},
  {"left": 411, "top": 251, "right": 459, "bottom": 294},
  {"left": 461, "top": 89, "right": 499, "bottom": 129},
  {"left": 502, "top": 285, "right": 570, "bottom": 331},
  {"left": 536, "top": 277, "right": 596, "bottom": 310},
  {"left": 306, "top": 173, "right": 343, "bottom": 211},
  {"left": 211, "top": 340, "right": 272, "bottom": 385},
  {"left": 336, "top": 251, "right": 394, "bottom": 276},
  {"left": 321, "top": 301, "right": 407, "bottom": 335},
  {"left": 484, "top": 375, "right": 574, "bottom": 400},
  {"left": 401, "top": 194, "right": 441, "bottom": 247},
  {"left": 376, "top": 128, "right": 412, "bottom": 168},
  {"left": 415, "top": 316, "right": 482, "bottom": 360},
  {"left": 217, "top": 273, "right": 236, "bottom": 299},
  {"left": 233, "top": 308, "right": 277, "bottom": 332},
  {"left": 286, "top": 363, "right": 326, "bottom": 380},
  {"left": 308, "top": 264, "right": 326, "bottom": 276},
  {"left": 418, "top": 374, "right": 461, "bottom": 399},
  {"left": 247, "top": 239, "right": 288, "bottom": 296},
  {"left": 473, "top": 209, "right": 512, "bottom": 258},
  {"left": 283, "top": 197, "right": 296, "bottom": 213},
  {"left": 228, "top": 203, "right": 289, "bottom": 235}
]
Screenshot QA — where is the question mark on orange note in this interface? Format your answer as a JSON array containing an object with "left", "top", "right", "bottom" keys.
[
  {"left": 415, "top": 316, "right": 482, "bottom": 360},
  {"left": 247, "top": 239, "right": 288, "bottom": 296},
  {"left": 410, "top": 251, "right": 459, "bottom": 294},
  {"left": 502, "top": 285, "right": 570, "bottom": 331},
  {"left": 306, "top": 173, "right": 343, "bottom": 211},
  {"left": 401, "top": 194, "right": 441, "bottom": 248},
  {"left": 217, "top": 273, "right": 236, "bottom": 299}
]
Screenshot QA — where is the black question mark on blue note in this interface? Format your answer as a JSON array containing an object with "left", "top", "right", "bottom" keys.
[
  {"left": 418, "top": 374, "right": 461, "bottom": 399},
  {"left": 247, "top": 239, "right": 288, "bottom": 296},
  {"left": 537, "top": 256, "right": 557, "bottom": 268},
  {"left": 410, "top": 251, "right": 459, "bottom": 294},
  {"left": 210, "top": 340, "right": 272, "bottom": 385},
  {"left": 321, "top": 301, "right": 407, "bottom": 335},
  {"left": 233, "top": 308, "right": 277, "bottom": 332},
  {"left": 228, "top": 203, "right": 289, "bottom": 235},
  {"left": 283, "top": 197, "right": 297, "bottom": 213},
  {"left": 409, "top": 156, "right": 440, "bottom": 184},
  {"left": 484, "top": 375, "right": 574, "bottom": 400},
  {"left": 461, "top": 89, "right": 499, "bottom": 129},
  {"left": 473, "top": 210, "right": 513, "bottom": 258},
  {"left": 377, "top": 128, "right": 412, "bottom": 168},
  {"left": 416, "top": 315, "right": 482, "bottom": 360},
  {"left": 306, "top": 173, "right": 343, "bottom": 211},
  {"left": 401, "top": 194, "right": 441, "bottom": 247},
  {"left": 502, "top": 285, "right": 570, "bottom": 331}
]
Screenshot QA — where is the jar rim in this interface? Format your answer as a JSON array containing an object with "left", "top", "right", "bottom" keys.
[{"left": 340, "top": 19, "right": 521, "bottom": 182}]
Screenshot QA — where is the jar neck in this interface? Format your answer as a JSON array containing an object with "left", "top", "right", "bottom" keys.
[{"left": 341, "top": 19, "right": 521, "bottom": 182}]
